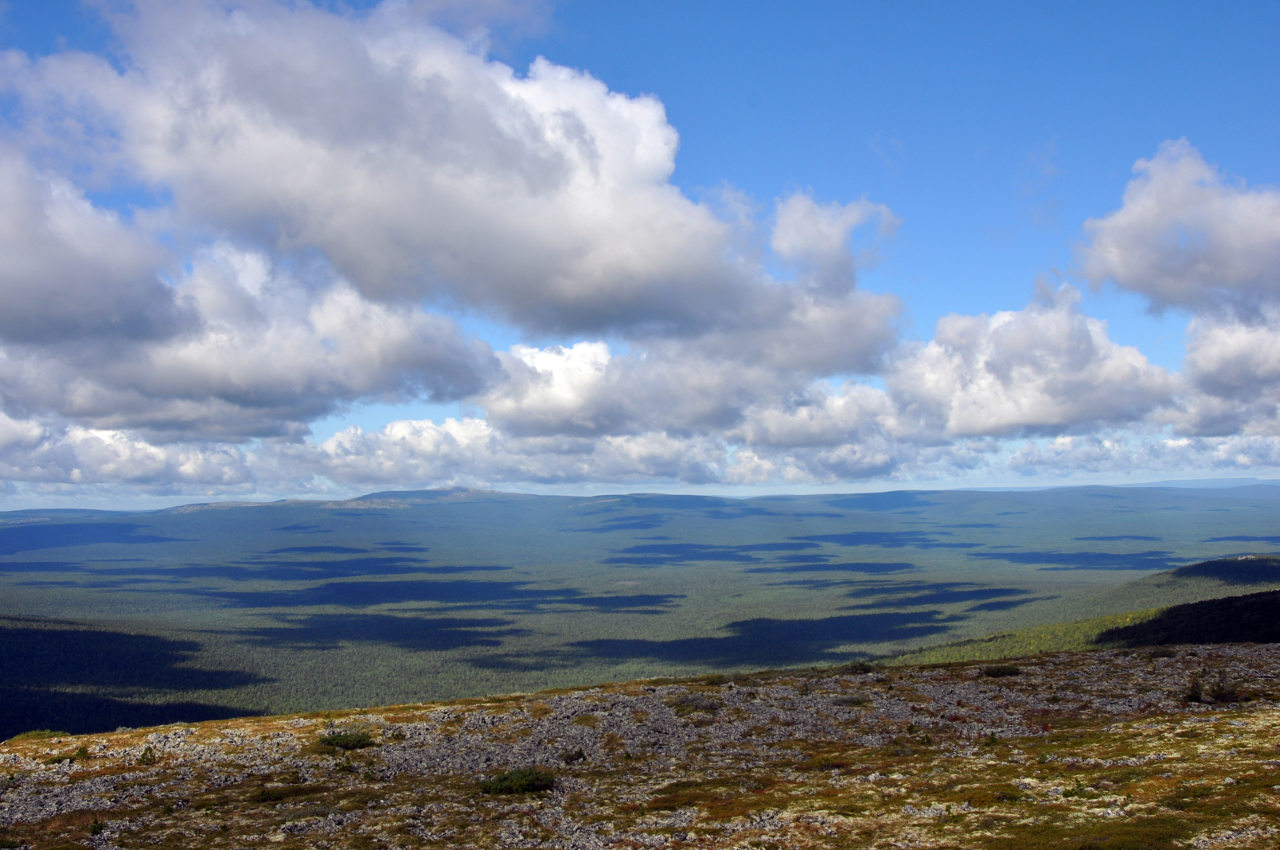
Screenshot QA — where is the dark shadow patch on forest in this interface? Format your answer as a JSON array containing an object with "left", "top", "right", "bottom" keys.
[
  {"left": 966, "top": 596, "right": 1051, "bottom": 612},
  {"left": 822, "top": 492, "right": 937, "bottom": 512},
  {"left": 20, "top": 577, "right": 187, "bottom": 590},
  {"left": 233, "top": 612, "right": 527, "bottom": 651},
  {"left": 701, "top": 506, "right": 782, "bottom": 520},
  {"left": 89, "top": 555, "right": 479, "bottom": 582},
  {"left": 1160, "top": 555, "right": 1280, "bottom": 584},
  {"left": 2, "top": 690, "right": 259, "bottom": 741},
  {"left": 1203, "top": 535, "right": 1280, "bottom": 545},
  {"left": 1075, "top": 535, "right": 1162, "bottom": 542},
  {"left": 966, "top": 549, "right": 1180, "bottom": 571},
  {"left": 793, "top": 531, "right": 980, "bottom": 550},
  {"left": 570, "top": 513, "right": 671, "bottom": 533},
  {"left": 473, "top": 610, "right": 955, "bottom": 671},
  {"left": 0, "top": 616, "right": 266, "bottom": 738},
  {"left": 746, "top": 562, "right": 917, "bottom": 575},
  {"left": 376, "top": 541, "right": 431, "bottom": 553},
  {"left": 606, "top": 545, "right": 768, "bottom": 563},
  {"left": 275, "top": 523, "right": 332, "bottom": 534},
  {"left": 842, "top": 582, "right": 1031, "bottom": 609},
  {"left": 197, "top": 579, "right": 683, "bottom": 614},
  {"left": 0, "top": 560, "right": 85, "bottom": 573},
  {"left": 0, "top": 522, "right": 183, "bottom": 555},
  {"left": 1096, "top": 589, "right": 1280, "bottom": 647},
  {"left": 604, "top": 542, "right": 818, "bottom": 567},
  {"left": 268, "top": 545, "right": 370, "bottom": 555}
]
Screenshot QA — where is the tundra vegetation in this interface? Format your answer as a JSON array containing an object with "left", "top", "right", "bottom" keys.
[{"left": 2, "top": 638, "right": 1279, "bottom": 848}]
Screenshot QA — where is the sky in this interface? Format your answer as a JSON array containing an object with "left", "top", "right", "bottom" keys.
[{"left": 0, "top": 0, "right": 1278, "bottom": 508}]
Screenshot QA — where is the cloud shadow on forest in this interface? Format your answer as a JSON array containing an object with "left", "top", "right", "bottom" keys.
[
  {"left": 792, "top": 531, "right": 979, "bottom": 550},
  {"left": 966, "top": 549, "right": 1180, "bottom": 570},
  {"left": 0, "top": 616, "right": 265, "bottom": 739},
  {"left": 604, "top": 540, "right": 821, "bottom": 567},
  {"left": 233, "top": 612, "right": 528, "bottom": 651},
  {"left": 0, "top": 522, "right": 183, "bottom": 555},
  {"left": 197, "top": 579, "right": 683, "bottom": 614},
  {"left": 746, "top": 562, "right": 917, "bottom": 575},
  {"left": 472, "top": 609, "right": 955, "bottom": 671}
]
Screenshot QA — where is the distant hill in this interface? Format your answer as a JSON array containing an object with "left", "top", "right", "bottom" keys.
[
  {"left": 1097, "top": 588, "right": 1280, "bottom": 647},
  {"left": 1160, "top": 554, "right": 1280, "bottom": 584},
  {"left": 891, "top": 554, "right": 1280, "bottom": 666}
]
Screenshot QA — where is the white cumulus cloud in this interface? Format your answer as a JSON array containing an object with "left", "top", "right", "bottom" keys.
[
  {"left": 1081, "top": 139, "right": 1280, "bottom": 315},
  {"left": 888, "top": 286, "right": 1178, "bottom": 438}
]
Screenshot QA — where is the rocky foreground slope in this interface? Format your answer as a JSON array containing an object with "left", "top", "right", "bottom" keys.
[{"left": 3, "top": 644, "right": 1280, "bottom": 849}]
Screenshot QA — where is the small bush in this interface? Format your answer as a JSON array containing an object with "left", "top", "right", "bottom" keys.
[
  {"left": 317, "top": 729, "right": 375, "bottom": 750},
  {"left": 137, "top": 746, "right": 157, "bottom": 766},
  {"left": 44, "top": 745, "right": 90, "bottom": 766},
  {"left": 479, "top": 767, "right": 556, "bottom": 794},
  {"left": 669, "top": 693, "right": 720, "bottom": 716},
  {"left": 981, "top": 664, "right": 1022, "bottom": 678},
  {"left": 560, "top": 747, "right": 586, "bottom": 764},
  {"left": 1184, "top": 669, "right": 1242, "bottom": 704},
  {"left": 839, "top": 660, "right": 878, "bottom": 674},
  {"left": 254, "top": 785, "right": 309, "bottom": 803},
  {"left": 1206, "top": 670, "right": 1241, "bottom": 703}
]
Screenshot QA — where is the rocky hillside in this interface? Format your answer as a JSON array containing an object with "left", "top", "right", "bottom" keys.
[{"left": 3, "top": 643, "right": 1280, "bottom": 849}]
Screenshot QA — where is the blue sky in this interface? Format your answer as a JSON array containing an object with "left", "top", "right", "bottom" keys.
[{"left": 0, "top": 0, "right": 1278, "bottom": 507}]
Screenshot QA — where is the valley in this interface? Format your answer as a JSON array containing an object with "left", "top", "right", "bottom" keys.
[{"left": 2, "top": 484, "right": 1279, "bottom": 738}]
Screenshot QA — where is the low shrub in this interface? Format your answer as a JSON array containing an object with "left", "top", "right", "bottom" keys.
[
  {"left": 479, "top": 767, "right": 556, "bottom": 794},
  {"left": 317, "top": 729, "right": 375, "bottom": 750},
  {"left": 981, "top": 664, "right": 1022, "bottom": 678},
  {"left": 1184, "top": 669, "right": 1242, "bottom": 704},
  {"left": 669, "top": 693, "right": 720, "bottom": 716}
]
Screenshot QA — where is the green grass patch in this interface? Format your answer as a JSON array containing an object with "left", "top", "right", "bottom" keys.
[
  {"left": 6, "top": 729, "right": 69, "bottom": 742},
  {"left": 317, "top": 729, "right": 376, "bottom": 750},
  {"left": 889, "top": 609, "right": 1164, "bottom": 667},
  {"left": 479, "top": 767, "right": 556, "bottom": 794}
]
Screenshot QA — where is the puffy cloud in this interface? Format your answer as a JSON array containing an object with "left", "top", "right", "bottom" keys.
[
  {"left": 1009, "top": 433, "right": 1280, "bottom": 478},
  {"left": 771, "top": 193, "right": 898, "bottom": 293},
  {"left": 733, "top": 383, "right": 898, "bottom": 449},
  {"left": 0, "top": 0, "right": 918, "bottom": 501},
  {"left": 0, "top": 244, "right": 498, "bottom": 441},
  {"left": 0, "top": 421, "right": 251, "bottom": 488},
  {"left": 1166, "top": 308, "right": 1280, "bottom": 437},
  {"left": 0, "top": 149, "right": 184, "bottom": 343},
  {"left": 1081, "top": 139, "right": 1280, "bottom": 314},
  {"left": 0, "top": 412, "right": 45, "bottom": 452},
  {"left": 6, "top": 0, "right": 763, "bottom": 336},
  {"left": 887, "top": 286, "right": 1178, "bottom": 437},
  {"left": 3, "top": 3, "right": 1276, "bottom": 501},
  {"left": 1184, "top": 310, "right": 1280, "bottom": 398},
  {"left": 478, "top": 288, "right": 900, "bottom": 441},
  {"left": 292, "top": 417, "right": 727, "bottom": 487}
]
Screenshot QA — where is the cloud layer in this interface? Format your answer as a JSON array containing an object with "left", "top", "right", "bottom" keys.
[{"left": 1, "top": 1, "right": 1278, "bottom": 502}]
